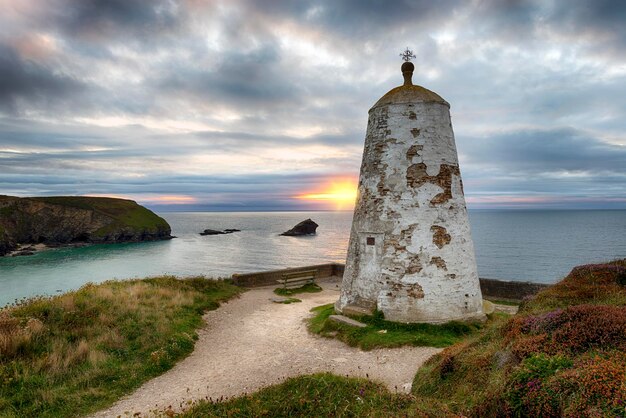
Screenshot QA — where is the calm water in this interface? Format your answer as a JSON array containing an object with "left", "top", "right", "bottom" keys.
[{"left": 1, "top": 210, "right": 625, "bottom": 307}]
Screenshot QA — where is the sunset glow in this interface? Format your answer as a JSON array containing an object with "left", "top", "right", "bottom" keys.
[{"left": 297, "top": 179, "right": 358, "bottom": 210}]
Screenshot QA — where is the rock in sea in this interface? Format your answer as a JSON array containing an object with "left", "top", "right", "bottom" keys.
[
  {"left": 199, "top": 228, "right": 241, "bottom": 236},
  {"left": 281, "top": 219, "right": 318, "bottom": 236}
]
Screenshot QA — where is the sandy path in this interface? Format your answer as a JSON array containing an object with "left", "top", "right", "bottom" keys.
[{"left": 92, "top": 278, "right": 442, "bottom": 417}]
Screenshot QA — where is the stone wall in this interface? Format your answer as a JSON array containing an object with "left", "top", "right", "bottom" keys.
[
  {"left": 231, "top": 263, "right": 342, "bottom": 288},
  {"left": 231, "top": 263, "right": 550, "bottom": 302},
  {"left": 479, "top": 278, "right": 550, "bottom": 302}
]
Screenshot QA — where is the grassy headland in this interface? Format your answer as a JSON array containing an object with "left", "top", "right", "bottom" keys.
[
  {"left": 29, "top": 196, "right": 171, "bottom": 240},
  {"left": 180, "top": 259, "right": 625, "bottom": 417},
  {"left": 0, "top": 195, "right": 171, "bottom": 256},
  {"left": 0, "top": 277, "right": 241, "bottom": 417}
]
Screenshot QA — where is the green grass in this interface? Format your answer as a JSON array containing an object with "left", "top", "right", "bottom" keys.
[
  {"left": 275, "top": 297, "right": 301, "bottom": 304},
  {"left": 176, "top": 373, "right": 433, "bottom": 417},
  {"left": 0, "top": 206, "right": 16, "bottom": 218},
  {"left": 485, "top": 298, "right": 520, "bottom": 307},
  {"left": 308, "top": 304, "right": 484, "bottom": 350},
  {"left": 0, "top": 277, "right": 242, "bottom": 417},
  {"left": 273, "top": 282, "right": 322, "bottom": 296}
]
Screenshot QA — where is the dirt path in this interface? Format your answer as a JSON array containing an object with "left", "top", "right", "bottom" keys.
[{"left": 92, "top": 278, "right": 442, "bottom": 417}]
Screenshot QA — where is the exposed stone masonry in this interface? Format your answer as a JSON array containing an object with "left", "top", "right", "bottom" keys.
[
  {"left": 431, "top": 225, "right": 452, "bottom": 249},
  {"left": 406, "top": 163, "right": 461, "bottom": 206},
  {"left": 336, "top": 60, "right": 484, "bottom": 324}
]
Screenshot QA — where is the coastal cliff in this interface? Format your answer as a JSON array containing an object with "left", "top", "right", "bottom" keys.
[{"left": 0, "top": 196, "right": 172, "bottom": 256}]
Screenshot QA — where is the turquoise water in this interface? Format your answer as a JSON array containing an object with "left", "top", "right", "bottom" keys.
[{"left": 1, "top": 210, "right": 625, "bottom": 307}]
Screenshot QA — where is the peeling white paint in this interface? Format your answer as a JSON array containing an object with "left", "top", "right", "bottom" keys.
[{"left": 336, "top": 83, "right": 485, "bottom": 324}]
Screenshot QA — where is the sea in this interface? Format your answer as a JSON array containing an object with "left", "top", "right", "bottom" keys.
[{"left": 1, "top": 210, "right": 625, "bottom": 308}]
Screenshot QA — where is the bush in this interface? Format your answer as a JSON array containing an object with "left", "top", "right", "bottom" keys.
[
  {"left": 506, "top": 304, "right": 626, "bottom": 358},
  {"left": 506, "top": 354, "right": 573, "bottom": 416},
  {"left": 411, "top": 259, "right": 626, "bottom": 417}
]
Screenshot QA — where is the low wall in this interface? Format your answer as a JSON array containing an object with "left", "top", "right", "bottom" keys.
[
  {"left": 479, "top": 278, "right": 550, "bottom": 302},
  {"left": 232, "top": 263, "right": 343, "bottom": 287},
  {"left": 232, "top": 263, "right": 550, "bottom": 301}
]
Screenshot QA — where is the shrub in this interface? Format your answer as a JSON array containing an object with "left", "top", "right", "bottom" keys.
[
  {"left": 505, "top": 354, "right": 573, "bottom": 417},
  {"left": 524, "top": 260, "right": 626, "bottom": 313},
  {"left": 506, "top": 304, "right": 626, "bottom": 358},
  {"left": 560, "top": 352, "right": 626, "bottom": 416},
  {"left": 409, "top": 260, "right": 626, "bottom": 417}
]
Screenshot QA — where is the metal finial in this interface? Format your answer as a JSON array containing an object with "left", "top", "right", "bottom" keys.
[{"left": 400, "top": 47, "right": 415, "bottom": 62}]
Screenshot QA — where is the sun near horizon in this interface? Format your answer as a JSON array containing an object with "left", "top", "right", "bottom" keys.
[{"left": 296, "top": 178, "right": 358, "bottom": 210}]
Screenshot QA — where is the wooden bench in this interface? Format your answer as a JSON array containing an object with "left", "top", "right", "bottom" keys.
[{"left": 277, "top": 270, "right": 317, "bottom": 289}]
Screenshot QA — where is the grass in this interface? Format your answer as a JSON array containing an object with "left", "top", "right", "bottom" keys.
[
  {"left": 485, "top": 298, "right": 520, "bottom": 307},
  {"left": 274, "top": 297, "right": 301, "bottom": 304},
  {"left": 0, "top": 276, "right": 242, "bottom": 417},
  {"left": 308, "top": 304, "right": 485, "bottom": 350},
  {"left": 175, "top": 373, "right": 434, "bottom": 417},
  {"left": 273, "top": 282, "right": 322, "bottom": 297}
]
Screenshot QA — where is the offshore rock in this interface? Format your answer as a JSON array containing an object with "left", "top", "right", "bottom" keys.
[
  {"left": 281, "top": 219, "right": 318, "bottom": 236},
  {"left": 199, "top": 228, "right": 240, "bottom": 236},
  {"left": 0, "top": 195, "right": 172, "bottom": 256}
]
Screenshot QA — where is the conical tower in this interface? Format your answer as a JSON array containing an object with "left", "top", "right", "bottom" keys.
[{"left": 336, "top": 51, "right": 484, "bottom": 323}]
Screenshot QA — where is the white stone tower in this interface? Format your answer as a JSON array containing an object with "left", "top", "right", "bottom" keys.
[{"left": 336, "top": 50, "right": 484, "bottom": 324}]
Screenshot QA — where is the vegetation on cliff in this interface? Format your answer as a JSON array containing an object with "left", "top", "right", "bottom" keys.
[
  {"left": 0, "top": 195, "right": 172, "bottom": 256},
  {"left": 0, "top": 277, "right": 241, "bottom": 417},
  {"left": 179, "top": 259, "right": 626, "bottom": 417},
  {"left": 410, "top": 259, "right": 626, "bottom": 417}
]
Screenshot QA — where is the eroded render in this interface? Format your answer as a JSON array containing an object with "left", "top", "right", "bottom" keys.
[{"left": 336, "top": 68, "right": 484, "bottom": 324}]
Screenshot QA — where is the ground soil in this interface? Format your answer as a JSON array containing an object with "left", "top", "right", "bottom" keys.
[{"left": 92, "top": 277, "right": 442, "bottom": 417}]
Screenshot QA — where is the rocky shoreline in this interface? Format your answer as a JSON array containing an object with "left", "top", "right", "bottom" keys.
[{"left": 7, "top": 243, "right": 49, "bottom": 257}]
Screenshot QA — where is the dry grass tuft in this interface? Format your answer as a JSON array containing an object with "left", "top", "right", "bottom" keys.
[{"left": 0, "top": 276, "right": 241, "bottom": 417}]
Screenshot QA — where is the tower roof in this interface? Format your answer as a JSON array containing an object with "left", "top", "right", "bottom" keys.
[
  {"left": 370, "top": 54, "right": 449, "bottom": 110},
  {"left": 371, "top": 85, "right": 449, "bottom": 110}
]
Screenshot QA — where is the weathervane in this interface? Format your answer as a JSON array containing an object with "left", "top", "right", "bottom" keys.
[{"left": 400, "top": 47, "right": 415, "bottom": 62}]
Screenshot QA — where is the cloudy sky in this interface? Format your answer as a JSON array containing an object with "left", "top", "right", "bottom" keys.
[{"left": 0, "top": 0, "right": 625, "bottom": 211}]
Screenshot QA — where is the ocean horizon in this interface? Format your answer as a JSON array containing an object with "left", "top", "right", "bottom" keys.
[{"left": 1, "top": 208, "right": 625, "bottom": 307}]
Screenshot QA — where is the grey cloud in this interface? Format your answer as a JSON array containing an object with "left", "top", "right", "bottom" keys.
[
  {"left": 0, "top": 0, "right": 625, "bottom": 209},
  {"left": 0, "top": 45, "right": 83, "bottom": 113},
  {"left": 52, "top": 0, "right": 183, "bottom": 41},
  {"left": 159, "top": 44, "right": 299, "bottom": 105},
  {"left": 192, "top": 129, "right": 363, "bottom": 147},
  {"left": 546, "top": 0, "right": 626, "bottom": 52},
  {"left": 0, "top": 171, "right": 345, "bottom": 210},
  {"left": 464, "top": 128, "right": 626, "bottom": 174},
  {"left": 242, "top": 0, "right": 462, "bottom": 37},
  {"left": 458, "top": 128, "right": 626, "bottom": 203}
]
